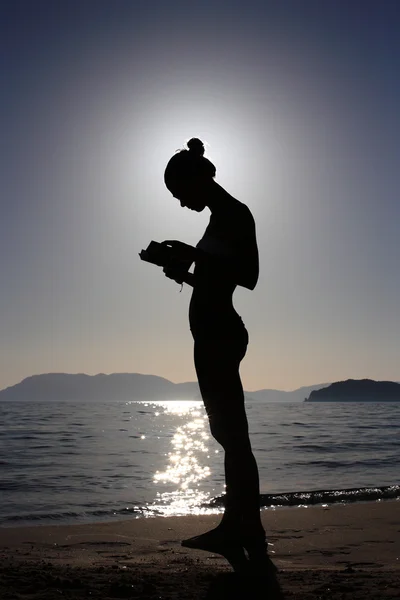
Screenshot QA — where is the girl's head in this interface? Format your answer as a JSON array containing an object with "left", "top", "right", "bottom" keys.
[{"left": 164, "top": 138, "right": 216, "bottom": 211}]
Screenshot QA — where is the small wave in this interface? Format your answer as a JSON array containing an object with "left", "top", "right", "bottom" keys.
[
  {"left": 292, "top": 458, "right": 388, "bottom": 468},
  {"left": 1, "top": 485, "right": 398, "bottom": 527},
  {"left": 209, "top": 484, "right": 400, "bottom": 508},
  {"left": 0, "top": 505, "right": 145, "bottom": 527}
]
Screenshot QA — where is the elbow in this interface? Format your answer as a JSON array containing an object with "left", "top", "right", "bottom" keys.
[
  {"left": 248, "top": 279, "right": 258, "bottom": 291},
  {"left": 243, "top": 279, "right": 258, "bottom": 291},
  {"left": 238, "top": 253, "right": 258, "bottom": 290},
  {"left": 238, "top": 272, "right": 258, "bottom": 291}
]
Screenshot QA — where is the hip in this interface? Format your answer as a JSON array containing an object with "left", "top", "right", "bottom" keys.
[
  {"left": 190, "top": 312, "right": 247, "bottom": 339},
  {"left": 193, "top": 324, "right": 249, "bottom": 367}
]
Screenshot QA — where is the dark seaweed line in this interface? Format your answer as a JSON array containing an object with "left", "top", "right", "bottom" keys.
[{"left": 209, "top": 484, "right": 400, "bottom": 507}]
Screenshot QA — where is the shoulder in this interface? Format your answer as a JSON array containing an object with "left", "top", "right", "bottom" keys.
[{"left": 231, "top": 200, "right": 256, "bottom": 231}]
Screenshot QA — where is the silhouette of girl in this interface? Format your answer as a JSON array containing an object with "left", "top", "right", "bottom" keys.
[{"left": 162, "top": 138, "right": 266, "bottom": 566}]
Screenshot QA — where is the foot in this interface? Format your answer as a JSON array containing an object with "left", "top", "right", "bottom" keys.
[
  {"left": 181, "top": 525, "right": 239, "bottom": 552},
  {"left": 182, "top": 527, "right": 249, "bottom": 574}
]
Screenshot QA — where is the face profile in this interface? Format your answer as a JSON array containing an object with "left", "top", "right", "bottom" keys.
[
  {"left": 164, "top": 138, "right": 216, "bottom": 212},
  {"left": 171, "top": 180, "right": 208, "bottom": 212}
]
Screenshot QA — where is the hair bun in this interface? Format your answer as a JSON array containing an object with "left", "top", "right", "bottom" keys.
[{"left": 187, "top": 138, "right": 205, "bottom": 157}]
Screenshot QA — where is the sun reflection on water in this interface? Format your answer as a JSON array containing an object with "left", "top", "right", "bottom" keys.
[{"left": 147, "top": 401, "right": 221, "bottom": 517}]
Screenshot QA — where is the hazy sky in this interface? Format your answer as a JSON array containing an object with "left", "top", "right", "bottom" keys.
[{"left": 1, "top": 1, "right": 399, "bottom": 391}]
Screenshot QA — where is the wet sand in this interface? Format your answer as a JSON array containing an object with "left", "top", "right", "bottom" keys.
[{"left": 1, "top": 500, "right": 399, "bottom": 599}]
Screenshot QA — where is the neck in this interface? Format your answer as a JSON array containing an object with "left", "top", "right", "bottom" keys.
[{"left": 206, "top": 181, "right": 233, "bottom": 213}]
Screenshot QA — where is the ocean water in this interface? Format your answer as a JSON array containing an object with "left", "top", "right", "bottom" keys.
[{"left": 0, "top": 399, "right": 399, "bottom": 527}]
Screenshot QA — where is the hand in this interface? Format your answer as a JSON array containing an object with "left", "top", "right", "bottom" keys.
[
  {"left": 163, "top": 264, "right": 187, "bottom": 285},
  {"left": 161, "top": 240, "right": 197, "bottom": 263}
]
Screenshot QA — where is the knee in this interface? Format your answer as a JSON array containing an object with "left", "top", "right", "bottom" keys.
[{"left": 209, "top": 421, "right": 251, "bottom": 452}]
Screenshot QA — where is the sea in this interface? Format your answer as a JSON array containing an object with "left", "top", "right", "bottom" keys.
[{"left": 0, "top": 399, "right": 399, "bottom": 527}]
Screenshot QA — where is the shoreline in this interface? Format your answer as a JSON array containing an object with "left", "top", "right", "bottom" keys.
[
  {"left": 1, "top": 501, "right": 399, "bottom": 598},
  {"left": 1, "top": 487, "right": 399, "bottom": 529},
  {"left": 2, "top": 500, "right": 399, "bottom": 568}
]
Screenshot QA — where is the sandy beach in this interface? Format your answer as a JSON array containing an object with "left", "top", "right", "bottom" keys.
[{"left": 1, "top": 500, "right": 399, "bottom": 599}]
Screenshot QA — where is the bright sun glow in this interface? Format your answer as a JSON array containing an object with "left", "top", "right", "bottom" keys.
[{"left": 115, "top": 80, "right": 267, "bottom": 238}]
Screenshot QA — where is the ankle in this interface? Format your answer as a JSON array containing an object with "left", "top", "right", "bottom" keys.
[
  {"left": 240, "top": 521, "right": 265, "bottom": 539},
  {"left": 217, "top": 520, "right": 240, "bottom": 536}
]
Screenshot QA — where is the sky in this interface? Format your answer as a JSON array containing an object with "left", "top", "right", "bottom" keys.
[{"left": 1, "top": 0, "right": 399, "bottom": 392}]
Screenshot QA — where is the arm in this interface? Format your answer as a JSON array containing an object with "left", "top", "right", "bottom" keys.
[
  {"left": 183, "top": 272, "right": 195, "bottom": 287},
  {"left": 161, "top": 206, "right": 259, "bottom": 290},
  {"left": 163, "top": 265, "right": 195, "bottom": 287},
  {"left": 194, "top": 213, "right": 259, "bottom": 290}
]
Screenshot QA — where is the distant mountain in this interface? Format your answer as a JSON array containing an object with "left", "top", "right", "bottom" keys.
[
  {"left": 249, "top": 383, "right": 330, "bottom": 403},
  {"left": 306, "top": 379, "right": 400, "bottom": 402},
  {"left": 0, "top": 373, "right": 200, "bottom": 402},
  {"left": 0, "top": 373, "right": 329, "bottom": 402}
]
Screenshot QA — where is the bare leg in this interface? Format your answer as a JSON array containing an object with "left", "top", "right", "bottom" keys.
[
  {"left": 192, "top": 334, "right": 264, "bottom": 537},
  {"left": 181, "top": 334, "right": 267, "bottom": 572}
]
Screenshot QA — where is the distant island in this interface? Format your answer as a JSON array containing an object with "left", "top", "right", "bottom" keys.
[
  {"left": 306, "top": 379, "right": 400, "bottom": 402},
  {"left": 3, "top": 374, "right": 398, "bottom": 403},
  {"left": 0, "top": 373, "right": 201, "bottom": 402},
  {"left": 0, "top": 373, "right": 329, "bottom": 403}
]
